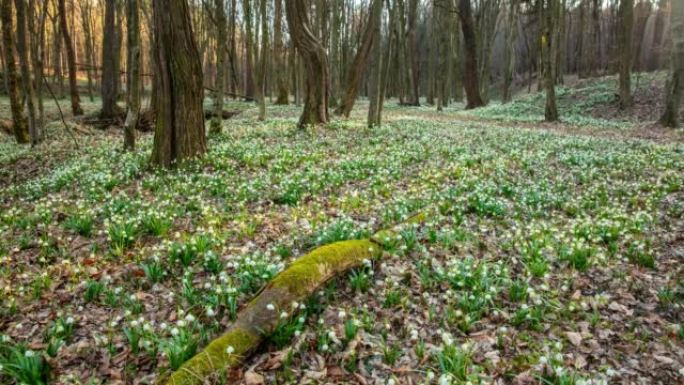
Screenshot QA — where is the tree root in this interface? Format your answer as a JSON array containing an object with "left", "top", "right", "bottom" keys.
[{"left": 162, "top": 212, "right": 428, "bottom": 385}]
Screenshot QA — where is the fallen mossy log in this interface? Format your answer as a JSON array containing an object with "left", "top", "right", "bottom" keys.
[
  {"left": 163, "top": 240, "right": 381, "bottom": 385},
  {"left": 163, "top": 211, "right": 429, "bottom": 385}
]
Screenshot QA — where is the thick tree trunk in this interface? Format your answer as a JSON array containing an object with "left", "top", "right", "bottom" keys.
[
  {"left": 458, "top": 0, "right": 485, "bottom": 109},
  {"left": 274, "top": 0, "right": 289, "bottom": 105},
  {"left": 58, "top": 0, "right": 82, "bottom": 116},
  {"left": 285, "top": 0, "right": 329, "bottom": 128},
  {"left": 101, "top": 0, "right": 121, "bottom": 119},
  {"left": 124, "top": 0, "right": 141, "bottom": 151},
  {"left": 543, "top": 0, "right": 559, "bottom": 122},
  {"left": 618, "top": 0, "right": 633, "bottom": 109},
  {"left": 15, "top": 0, "right": 39, "bottom": 144},
  {"left": 1, "top": 0, "right": 29, "bottom": 143},
  {"left": 334, "top": 0, "right": 382, "bottom": 117},
  {"left": 659, "top": 0, "right": 683, "bottom": 128},
  {"left": 210, "top": 0, "right": 227, "bottom": 133},
  {"left": 150, "top": 0, "right": 206, "bottom": 167}
]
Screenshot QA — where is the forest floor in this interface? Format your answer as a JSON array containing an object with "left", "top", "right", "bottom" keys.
[{"left": 0, "top": 73, "right": 683, "bottom": 385}]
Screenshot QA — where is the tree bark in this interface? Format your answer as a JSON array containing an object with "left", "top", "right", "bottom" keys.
[
  {"left": 659, "top": 0, "right": 683, "bottom": 128},
  {"left": 618, "top": 0, "right": 633, "bottom": 109},
  {"left": 285, "top": 0, "right": 329, "bottom": 128},
  {"left": 124, "top": 0, "right": 141, "bottom": 151},
  {"left": 79, "top": 1, "right": 95, "bottom": 101},
  {"left": 210, "top": 0, "right": 227, "bottom": 133},
  {"left": 256, "top": 0, "right": 268, "bottom": 121},
  {"left": 150, "top": 0, "right": 206, "bottom": 167},
  {"left": 502, "top": 0, "right": 518, "bottom": 103},
  {"left": 101, "top": 0, "right": 121, "bottom": 119},
  {"left": 1, "top": 0, "right": 29, "bottom": 143},
  {"left": 243, "top": 0, "right": 255, "bottom": 101},
  {"left": 15, "top": 0, "right": 39, "bottom": 144},
  {"left": 542, "top": 0, "right": 559, "bottom": 122},
  {"left": 406, "top": 0, "right": 420, "bottom": 105},
  {"left": 274, "top": 0, "right": 289, "bottom": 104},
  {"left": 58, "top": 0, "right": 82, "bottom": 116},
  {"left": 458, "top": 0, "right": 485, "bottom": 109},
  {"left": 334, "top": 0, "right": 383, "bottom": 117}
]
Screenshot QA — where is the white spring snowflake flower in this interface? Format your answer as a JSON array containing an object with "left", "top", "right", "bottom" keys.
[
  {"left": 280, "top": 312, "right": 289, "bottom": 319},
  {"left": 266, "top": 303, "right": 275, "bottom": 311},
  {"left": 226, "top": 345, "right": 235, "bottom": 355}
]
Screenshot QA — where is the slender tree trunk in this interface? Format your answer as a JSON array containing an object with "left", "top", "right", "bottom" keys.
[
  {"left": 211, "top": 0, "right": 227, "bottom": 133},
  {"left": 274, "top": 0, "right": 289, "bottom": 104},
  {"left": 58, "top": 0, "right": 82, "bottom": 116},
  {"left": 150, "top": 0, "right": 206, "bottom": 167},
  {"left": 436, "top": 0, "right": 449, "bottom": 111},
  {"left": 2, "top": 0, "right": 29, "bottom": 143},
  {"left": 124, "top": 0, "right": 141, "bottom": 150},
  {"left": 80, "top": 1, "right": 94, "bottom": 101},
  {"left": 367, "top": 0, "right": 384, "bottom": 128},
  {"left": 618, "top": 0, "right": 633, "bottom": 109},
  {"left": 101, "top": 0, "right": 121, "bottom": 119},
  {"left": 458, "top": 0, "right": 485, "bottom": 109},
  {"left": 502, "top": 0, "right": 518, "bottom": 103},
  {"left": 334, "top": 0, "right": 382, "bottom": 117},
  {"left": 590, "top": 0, "right": 600, "bottom": 75},
  {"left": 30, "top": 0, "right": 47, "bottom": 131},
  {"left": 659, "top": 0, "right": 683, "bottom": 128},
  {"left": 257, "top": 0, "right": 268, "bottom": 120},
  {"left": 243, "top": 0, "right": 255, "bottom": 101},
  {"left": 15, "top": 0, "right": 39, "bottom": 144},
  {"left": 542, "top": 0, "right": 559, "bottom": 121},
  {"left": 406, "top": 0, "right": 420, "bottom": 105},
  {"left": 285, "top": 0, "right": 329, "bottom": 128}
]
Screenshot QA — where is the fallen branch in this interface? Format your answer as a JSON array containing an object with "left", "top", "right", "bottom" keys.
[{"left": 162, "top": 210, "right": 429, "bottom": 385}]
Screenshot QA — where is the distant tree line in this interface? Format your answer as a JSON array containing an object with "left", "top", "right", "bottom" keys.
[{"left": 0, "top": 0, "right": 681, "bottom": 164}]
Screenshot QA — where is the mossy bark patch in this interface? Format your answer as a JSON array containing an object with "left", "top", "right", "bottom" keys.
[{"left": 164, "top": 239, "right": 380, "bottom": 385}]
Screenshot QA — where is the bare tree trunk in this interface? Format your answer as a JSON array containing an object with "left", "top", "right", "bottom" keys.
[
  {"left": 210, "top": 0, "right": 227, "bottom": 133},
  {"left": 502, "top": 0, "right": 518, "bottom": 103},
  {"left": 334, "top": 0, "right": 382, "bottom": 117},
  {"left": 29, "top": 0, "right": 47, "bottom": 132},
  {"left": 2, "top": 0, "right": 29, "bottom": 143},
  {"left": 406, "top": 0, "right": 420, "bottom": 105},
  {"left": 150, "top": 0, "right": 206, "bottom": 167},
  {"left": 659, "top": 0, "right": 683, "bottom": 128},
  {"left": 80, "top": 0, "right": 95, "bottom": 101},
  {"left": 58, "top": 0, "right": 82, "bottom": 116},
  {"left": 618, "top": 0, "right": 633, "bottom": 109},
  {"left": 15, "top": 0, "right": 39, "bottom": 144},
  {"left": 274, "top": 0, "right": 289, "bottom": 104},
  {"left": 243, "top": 0, "right": 255, "bottom": 101},
  {"left": 285, "top": 0, "right": 329, "bottom": 128},
  {"left": 458, "top": 0, "right": 485, "bottom": 109},
  {"left": 542, "top": 0, "right": 559, "bottom": 121},
  {"left": 367, "top": 0, "right": 384, "bottom": 128},
  {"left": 101, "top": 0, "right": 121, "bottom": 119},
  {"left": 257, "top": 0, "right": 268, "bottom": 120},
  {"left": 436, "top": 0, "right": 449, "bottom": 111},
  {"left": 124, "top": 0, "right": 141, "bottom": 150}
]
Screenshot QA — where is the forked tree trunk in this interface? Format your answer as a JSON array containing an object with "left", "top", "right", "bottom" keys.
[
  {"left": 542, "top": 0, "right": 559, "bottom": 122},
  {"left": 659, "top": 0, "right": 683, "bottom": 128},
  {"left": 334, "top": 0, "right": 382, "bottom": 117},
  {"left": 150, "top": 0, "right": 206, "bottom": 167},
  {"left": 124, "top": 0, "right": 141, "bottom": 151},
  {"left": 210, "top": 0, "right": 227, "bottom": 133},
  {"left": 58, "top": 0, "right": 82, "bottom": 116},
  {"left": 285, "top": 0, "right": 329, "bottom": 128},
  {"left": 15, "top": 0, "right": 39, "bottom": 144},
  {"left": 101, "top": 0, "right": 121, "bottom": 119},
  {"left": 458, "top": 0, "right": 485, "bottom": 109},
  {"left": 274, "top": 0, "right": 289, "bottom": 104},
  {"left": 1, "top": 0, "right": 29, "bottom": 143},
  {"left": 618, "top": 0, "right": 633, "bottom": 109}
]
